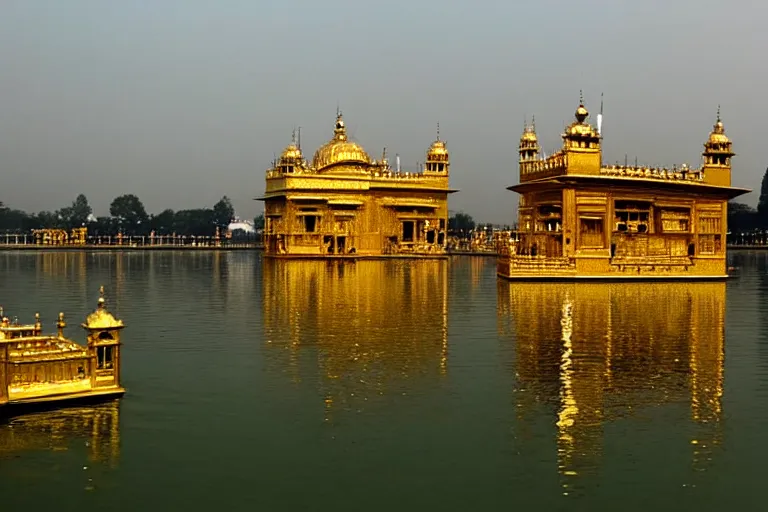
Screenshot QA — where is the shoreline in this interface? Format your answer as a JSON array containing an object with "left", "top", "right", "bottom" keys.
[{"left": 0, "top": 244, "right": 262, "bottom": 251}]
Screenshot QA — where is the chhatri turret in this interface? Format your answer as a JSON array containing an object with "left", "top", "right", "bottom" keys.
[
  {"left": 424, "top": 123, "right": 450, "bottom": 175},
  {"left": 702, "top": 106, "right": 735, "bottom": 187},
  {"left": 519, "top": 116, "right": 540, "bottom": 162}
]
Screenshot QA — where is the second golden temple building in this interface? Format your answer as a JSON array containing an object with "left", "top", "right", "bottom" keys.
[
  {"left": 258, "top": 113, "right": 456, "bottom": 258},
  {"left": 498, "top": 97, "right": 749, "bottom": 280}
]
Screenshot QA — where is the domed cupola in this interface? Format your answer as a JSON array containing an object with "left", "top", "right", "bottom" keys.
[
  {"left": 519, "top": 116, "right": 540, "bottom": 161},
  {"left": 424, "top": 123, "right": 449, "bottom": 174},
  {"left": 311, "top": 112, "right": 372, "bottom": 171}
]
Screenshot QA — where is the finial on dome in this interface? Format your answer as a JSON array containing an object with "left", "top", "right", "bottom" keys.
[
  {"left": 291, "top": 127, "right": 296, "bottom": 144},
  {"left": 579, "top": 89, "right": 584, "bottom": 105},
  {"left": 333, "top": 111, "right": 347, "bottom": 141},
  {"left": 716, "top": 104, "right": 721, "bottom": 123},
  {"left": 531, "top": 115, "right": 536, "bottom": 131},
  {"left": 98, "top": 285, "right": 106, "bottom": 308},
  {"left": 436, "top": 122, "right": 440, "bottom": 141}
]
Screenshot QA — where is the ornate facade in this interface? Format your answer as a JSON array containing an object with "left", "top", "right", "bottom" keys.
[
  {"left": 259, "top": 113, "right": 456, "bottom": 257},
  {"left": 498, "top": 98, "right": 749, "bottom": 279}
]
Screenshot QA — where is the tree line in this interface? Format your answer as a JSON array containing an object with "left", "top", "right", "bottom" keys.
[
  {"left": 0, "top": 194, "right": 251, "bottom": 237},
  {"left": 728, "top": 167, "right": 768, "bottom": 234}
]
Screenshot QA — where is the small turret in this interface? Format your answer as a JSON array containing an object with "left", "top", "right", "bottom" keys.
[
  {"left": 702, "top": 106, "right": 734, "bottom": 187},
  {"left": 57, "top": 312, "right": 66, "bottom": 338},
  {"left": 82, "top": 286, "right": 125, "bottom": 390},
  {"left": 424, "top": 123, "right": 450, "bottom": 174},
  {"left": 519, "top": 116, "right": 540, "bottom": 162}
]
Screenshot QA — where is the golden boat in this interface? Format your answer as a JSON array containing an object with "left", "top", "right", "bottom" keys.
[{"left": 0, "top": 286, "right": 125, "bottom": 411}]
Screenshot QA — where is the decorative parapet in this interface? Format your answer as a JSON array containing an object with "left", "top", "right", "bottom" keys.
[
  {"left": 519, "top": 151, "right": 568, "bottom": 181},
  {"left": 599, "top": 164, "right": 704, "bottom": 182}
]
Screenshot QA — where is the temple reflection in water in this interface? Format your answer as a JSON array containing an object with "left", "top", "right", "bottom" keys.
[
  {"left": 0, "top": 400, "right": 121, "bottom": 469},
  {"left": 262, "top": 259, "right": 448, "bottom": 419},
  {"left": 497, "top": 281, "right": 724, "bottom": 493}
]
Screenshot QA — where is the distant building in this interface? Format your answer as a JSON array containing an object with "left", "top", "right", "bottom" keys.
[
  {"left": 497, "top": 98, "right": 749, "bottom": 279},
  {"left": 257, "top": 113, "right": 456, "bottom": 257},
  {"left": 228, "top": 217, "right": 255, "bottom": 233}
]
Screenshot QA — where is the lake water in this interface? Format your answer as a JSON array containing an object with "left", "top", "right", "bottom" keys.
[{"left": 0, "top": 250, "right": 766, "bottom": 510}]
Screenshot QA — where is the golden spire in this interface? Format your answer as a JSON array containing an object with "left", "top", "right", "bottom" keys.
[
  {"left": 334, "top": 111, "right": 347, "bottom": 141},
  {"left": 98, "top": 285, "right": 106, "bottom": 309},
  {"left": 436, "top": 122, "right": 440, "bottom": 141},
  {"left": 575, "top": 90, "right": 589, "bottom": 124}
]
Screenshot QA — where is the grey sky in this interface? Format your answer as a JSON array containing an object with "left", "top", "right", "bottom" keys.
[{"left": 0, "top": 0, "right": 765, "bottom": 224}]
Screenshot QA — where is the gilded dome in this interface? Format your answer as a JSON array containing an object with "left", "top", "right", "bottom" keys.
[
  {"left": 708, "top": 120, "right": 730, "bottom": 144},
  {"left": 520, "top": 126, "right": 538, "bottom": 143},
  {"left": 280, "top": 143, "right": 302, "bottom": 161},
  {"left": 82, "top": 287, "right": 124, "bottom": 330},
  {"left": 311, "top": 114, "right": 371, "bottom": 170},
  {"left": 427, "top": 139, "right": 448, "bottom": 159}
]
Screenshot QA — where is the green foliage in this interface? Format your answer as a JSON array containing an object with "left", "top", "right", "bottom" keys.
[
  {"left": 0, "top": 194, "right": 247, "bottom": 236},
  {"left": 110, "top": 194, "right": 149, "bottom": 235},
  {"left": 253, "top": 213, "right": 265, "bottom": 230},
  {"left": 212, "top": 196, "right": 235, "bottom": 231},
  {"left": 448, "top": 212, "right": 476, "bottom": 232}
]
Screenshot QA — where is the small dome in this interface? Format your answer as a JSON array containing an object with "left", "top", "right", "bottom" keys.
[
  {"left": 427, "top": 139, "right": 448, "bottom": 159},
  {"left": 520, "top": 126, "right": 538, "bottom": 143},
  {"left": 575, "top": 104, "right": 589, "bottom": 123},
  {"left": 280, "top": 143, "right": 302, "bottom": 161},
  {"left": 83, "top": 287, "right": 124, "bottom": 330},
  {"left": 708, "top": 120, "right": 730, "bottom": 144}
]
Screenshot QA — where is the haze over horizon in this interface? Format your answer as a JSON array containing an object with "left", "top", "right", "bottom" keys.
[{"left": 1, "top": 0, "right": 765, "bottom": 224}]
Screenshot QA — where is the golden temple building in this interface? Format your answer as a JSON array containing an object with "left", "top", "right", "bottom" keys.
[
  {"left": 498, "top": 97, "right": 750, "bottom": 279},
  {"left": 258, "top": 112, "right": 456, "bottom": 258},
  {"left": 261, "top": 259, "right": 448, "bottom": 421},
  {"left": 497, "top": 281, "right": 724, "bottom": 494},
  {"left": 0, "top": 287, "right": 125, "bottom": 409}
]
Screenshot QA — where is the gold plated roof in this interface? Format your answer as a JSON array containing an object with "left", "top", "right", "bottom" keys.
[
  {"left": 83, "top": 286, "right": 124, "bottom": 330},
  {"left": 427, "top": 140, "right": 448, "bottom": 158},
  {"left": 708, "top": 114, "right": 730, "bottom": 144},
  {"left": 311, "top": 113, "right": 371, "bottom": 170},
  {"left": 280, "top": 143, "right": 302, "bottom": 161}
]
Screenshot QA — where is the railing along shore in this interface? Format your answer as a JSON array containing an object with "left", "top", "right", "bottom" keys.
[{"left": 0, "top": 233, "right": 263, "bottom": 250}]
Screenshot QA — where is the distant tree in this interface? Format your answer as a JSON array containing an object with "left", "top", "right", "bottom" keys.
[
  {"left": 59, "top": 194, "right": 92, "bottom": 228},
  {"left": 212, "top": 196, "right": 235, "bottom": 232},
  {"left": 110, "top": 194, "right": 149, "bottom": 235},
  {"left": 448, "top": 212, "right": 475, "bottom": 233},
  {"left": 728, "top": 201, "right": 758, "bottom": 233},
  {"left": 253, "top": 213, "right": 265, "bottom": 231},
  {"left": 150, "top": 209, "right": 176, "bottom": 234},
  {"left": 90, "top": 216, "right": 119, "bottom": 236},
  {"left": 34, "top": 211, "right": 62, "bottom": 230},
  {"left": 758, "top": 167, "right": 768, "bottom": 226},
  {"left": 173, "top": 209, "right": 216, "bottom": 237}
]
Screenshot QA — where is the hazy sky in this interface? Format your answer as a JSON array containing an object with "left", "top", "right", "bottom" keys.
[{"left": 1, "top": 0, "right": 765, "bottom": 224}]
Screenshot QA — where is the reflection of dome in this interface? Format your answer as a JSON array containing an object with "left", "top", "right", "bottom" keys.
[{"left": 312, "top": 114, "right": 371, "bottom": 170}]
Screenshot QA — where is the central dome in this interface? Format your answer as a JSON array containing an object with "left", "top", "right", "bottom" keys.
[{"left": 312, "top": 114, "right": 371, "bottom": 170}]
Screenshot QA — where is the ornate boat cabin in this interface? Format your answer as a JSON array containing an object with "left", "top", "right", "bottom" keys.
[
  {"left": 497, "top": 98, "right": 749, "bottom": 280},
  {"left": 0, "top": 287, "right": 125, "bottom": 409},
  {"left": 259, "top": 112, "right": 457, "bottom": 258}
]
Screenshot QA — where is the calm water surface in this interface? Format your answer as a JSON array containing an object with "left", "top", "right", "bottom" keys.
[{"left": 0, "top": 250, "right": 766, "bottom": 510}]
